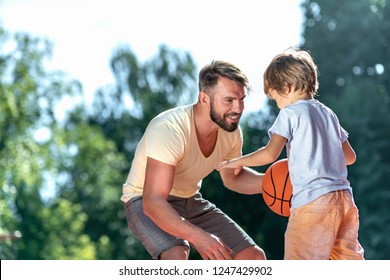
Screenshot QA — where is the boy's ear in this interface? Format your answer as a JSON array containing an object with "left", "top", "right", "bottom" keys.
[{"left": 285, "top": 84, "right": 292, "bottom": 94}]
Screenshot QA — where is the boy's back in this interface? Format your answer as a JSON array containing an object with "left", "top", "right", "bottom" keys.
[{"left": 268, "top": 99, "right": 352, "bottom": 209}]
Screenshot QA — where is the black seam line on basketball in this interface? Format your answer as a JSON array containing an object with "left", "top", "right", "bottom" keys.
[
  {"left": 281, "top": 171, "right": 289, "bottom": 215},
  {"left": 271, "top": 166, "right": 287, "bottom": 215},
  {"left": 263, "top": 190, "right": 290, "bottom": 202},
  {"left": 270, "top": 167, "right": 277, "bottom": 207},
  {"left": 282, "top": 172, "right": 292, "bottom": 207}
]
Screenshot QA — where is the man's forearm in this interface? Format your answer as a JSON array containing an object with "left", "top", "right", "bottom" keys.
[{"left": 225, "top": 167, "right": 264, "bottom": 195}]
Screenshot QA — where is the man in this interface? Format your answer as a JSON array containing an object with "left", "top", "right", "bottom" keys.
[{"left": 121, "top": 60, "right": 266, "bottom": 260}]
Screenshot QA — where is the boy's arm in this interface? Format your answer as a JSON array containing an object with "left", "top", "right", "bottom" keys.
[
  {"left": 342, "top": 139, "right": 356, "bottom": 165},
  {"left": 216, "top": 134, "right": 287, "bottom": 170},
  {"left": 217, "top": 134, "right": 287, "bottom": 194}
]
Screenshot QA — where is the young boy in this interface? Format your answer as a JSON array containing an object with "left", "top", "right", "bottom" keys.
[{"left": 215, "top": 48, "right": 365, "bottom": 260}]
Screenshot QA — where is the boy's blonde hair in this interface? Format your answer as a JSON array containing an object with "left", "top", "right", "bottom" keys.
[{"left": 263, "top": 48, "right": 319, "bottom": 97}]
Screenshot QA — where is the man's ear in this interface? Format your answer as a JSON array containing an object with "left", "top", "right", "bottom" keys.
[{"left": 199, "top": 91, "right": 211, "bottom": 105}]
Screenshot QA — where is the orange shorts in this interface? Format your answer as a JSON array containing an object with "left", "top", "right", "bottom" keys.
[{"left": 285, "top": 190, "right": 365, "bottom": 260}]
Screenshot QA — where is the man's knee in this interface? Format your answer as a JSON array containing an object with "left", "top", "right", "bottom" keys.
[
  {"left": 233, "top": 245, "right": 266, "bottom": 260},
  {"left": 159, "top": 246, "right": 190, "bottom": 260}
]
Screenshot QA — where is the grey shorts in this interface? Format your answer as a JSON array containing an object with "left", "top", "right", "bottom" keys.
[{"left": 125, "top": 193, "right": 256, "bottom": 259}]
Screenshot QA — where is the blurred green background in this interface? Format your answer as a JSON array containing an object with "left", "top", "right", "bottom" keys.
[{"left": 1, "top": 0, "right": 389, "bottom": 260}]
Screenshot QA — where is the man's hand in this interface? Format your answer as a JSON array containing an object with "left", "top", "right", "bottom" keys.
[{"left": 194, "top": 233, "right": 233, "bottom": 260}]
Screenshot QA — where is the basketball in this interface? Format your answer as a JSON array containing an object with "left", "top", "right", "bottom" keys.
[{"left": 262, "top": 158, "right": 293, "bottom": 217}]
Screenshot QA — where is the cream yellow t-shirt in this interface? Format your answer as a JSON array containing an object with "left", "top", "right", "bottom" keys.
[{"left": 120, "top": 104, "right": 243, "bottom": 202}]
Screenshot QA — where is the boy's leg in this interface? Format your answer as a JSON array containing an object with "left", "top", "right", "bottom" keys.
[
  {"left": 284, "top": 193, "right": 339, "bottom": 260},
  {"left": 330, "top": 191, "right": 365, "bottom": 260}
]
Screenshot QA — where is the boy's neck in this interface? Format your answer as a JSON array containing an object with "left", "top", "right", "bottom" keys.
[{"left": 289, "top": 90, "right": 313, "bottom": 104}]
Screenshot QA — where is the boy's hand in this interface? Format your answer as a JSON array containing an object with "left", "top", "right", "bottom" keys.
[{"left": 215, "top": 159, "right": 243, "bottom": 174}]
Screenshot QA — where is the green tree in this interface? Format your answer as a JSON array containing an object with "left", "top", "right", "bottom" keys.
[
  {"left": 0, "top": 26, "right": 108, "bottom": 259},
  {"left": 55, "top": 113, "right": 131, "bottom": 259}
]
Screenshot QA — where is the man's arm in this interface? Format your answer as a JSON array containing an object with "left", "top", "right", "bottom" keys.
[
  {"left": 142, "top": 157, "right": 233, "bottom": 259},
  {"left": 219, "top": 167, "right": 263, "bottom": 194}
]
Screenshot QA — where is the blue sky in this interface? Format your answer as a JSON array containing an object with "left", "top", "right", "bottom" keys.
[{"left": 0, "top": 0, "right": 304, "bottom": 113}]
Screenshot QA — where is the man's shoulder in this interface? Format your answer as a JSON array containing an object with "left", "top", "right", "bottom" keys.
[
  {"left": 153, "top": 104, "right": 193, "bottom": 122},
  {"left": 148, "top": 104, "right": 193, "bottom": 136}
]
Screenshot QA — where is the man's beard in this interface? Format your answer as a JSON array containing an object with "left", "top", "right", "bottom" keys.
[{"left": 210, "top": 102, "right": 240, "bottom": 132}]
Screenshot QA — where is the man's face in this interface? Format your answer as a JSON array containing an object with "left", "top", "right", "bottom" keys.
[{"left": 209, "top": 77, "right": 246, "bottom": 132}]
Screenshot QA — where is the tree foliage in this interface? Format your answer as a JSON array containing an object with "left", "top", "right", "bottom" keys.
[
  {"left": 0, "top": 26, "right": 97, "bottom": 259},
  {"left": 0, "top": 26, "right": 126, "bottom": 259}
]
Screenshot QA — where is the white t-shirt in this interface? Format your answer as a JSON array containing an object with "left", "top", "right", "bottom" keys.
[
  {"left": 121, "top": 104, "right": 242, "bottom": 202},
  {"left": 268, "top": 99, "right": 352, "bottom": 209}
]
